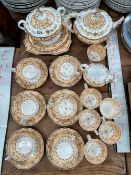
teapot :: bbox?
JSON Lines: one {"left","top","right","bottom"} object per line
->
{"left": 64, "top": 9, "right": 124, "bottom": 43}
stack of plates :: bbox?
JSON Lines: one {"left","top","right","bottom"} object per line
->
{"left": 2, "top": 0, "right": 48, "bottom": 13}
{"left": 103, "top": 0, "right": 131, "bottom": 13}
{"left": 55, "top": 0, "right": 101, "bottom": 13}
{"left": 121, "top": 14, "right": 131, "bottom": 53}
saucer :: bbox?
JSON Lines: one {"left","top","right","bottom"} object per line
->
{"left": 6, "top": 128, "right": 44, "bottom": 169}
{"left": 15, "top": 57, "right": 48, "bottom": 89}
{"left": 49, "top": 55, "right": 82, "bottom": 87}
{"left": 47, "top": 89, "right": 83, "bottom": 126}
{"left": 84, "top": 135, "right": 107, "bottom": 164}
{"left": 11, "top": 91, "right": 46, "bottom": 126}
{"left": 46, "top": 128, "right": 84, "bottom": 170}
{"left": 87, "top": 44, "right": 106, "bottom": 62}
{"left": 78, "top": 109, "right": 101, "bottom": 133}
{"left": 24, "top": 25, "right": 72, "bottom": 55}
{"left": 80, "top": 85, "right": 102, "bottom": 109}
{"left": 100, "top": 98, "right": 121, "bottom": 119}
{"left": 98, "top": 121, "right": 121, "bottom": 145}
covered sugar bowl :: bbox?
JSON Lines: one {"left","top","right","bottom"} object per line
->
{"left": 18, "top": 6, "right": 65, "bottom": 39}
{"left": 64, "top": 9, "right": 124, "bottom": 44}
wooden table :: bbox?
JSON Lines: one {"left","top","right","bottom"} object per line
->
{"left": 1, "top": 2, "right": 131, "bottom": 175}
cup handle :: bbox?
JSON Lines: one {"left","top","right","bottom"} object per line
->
{"left": 94, "top": 130, "right": 99, "bottom": 135}
{"left": 84, "top": 83, "right": 88, "bottom": 89}
{"left": 5, "top": 156, "right": 10, "bottom": 161}
{"left": 113, "top": 16, "right": 124, "bottom": 29}
{"left": 64, "top": 12, "right": 79, "bottom": 33}
{"left": 86, "top": 134, "right": 91, "bottom": 141}
{"left": 80, "top": 64, "right": 89, "bottom": 71}
{"left": 18, "top": 20, "right": 26, "bottom": 31}
{"left": 57, "top": 7, "right": 66, "bottom": 17}
{"left": 11, "top": 68, "right": 16, "bottom": 73}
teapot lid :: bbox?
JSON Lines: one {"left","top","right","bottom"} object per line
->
{"left": 25, "top": 7, "right": 62, "bottom": 37}
{"left": 75, "top": 9, "right": 113, "bottom": 40}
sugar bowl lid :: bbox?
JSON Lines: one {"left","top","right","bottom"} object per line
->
{"left": 46, "top": 128, "right": 84, "bottom": 170}
{"left": 18, "top": 7, "right": 65, "bottom": 37}
{"left": 75, "top": 9, "right": 113, "bottom": 40}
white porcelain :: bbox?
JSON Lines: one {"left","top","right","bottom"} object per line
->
{"left": 20, "top": 99, "right": 39, "bottom": 117}
{"left": 80, "top": 63, "right": 116, "bottom": 87}
{"left": 22, "top": 64, "right": 41, "bottom": 83}
{"left": 18, "top": 7, "right": 65, "bottom": 37}
{"left": 16, "top": 136, "right": 37, "bottom": 157}
{"left": 64, "top": 9, "right": 124, "bottom": 40}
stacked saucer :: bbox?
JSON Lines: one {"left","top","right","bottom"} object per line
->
{"left": 2, "top": 0, "right": 48, "bottom": 13}
{"left": 121, "top": 14, "right": 131, "bottom": 53}
{"left": 6, "top": 128, "right": 44, "bottom": 169}
{"left": 46, "top": 128, "right": 84, "bottom": 170}
{"left": 11, "top": 91, "right": 46, "bottom": 126}
{"left": 103, "top": 0, "right": 131, "bottom": 13}
{"left": 55, "top": 0, "right": 101, "bottom": 14}
{"left": 14, "top": 57, "right": 48, "bottom": 89}
{"left": 47, "top": 89, "right": 83, "bottom": 126}
{"left": 49, "top": 55, "right": 82, "bottom": 87}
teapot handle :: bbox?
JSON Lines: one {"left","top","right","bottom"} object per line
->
{"left": 113, "top": 16, "right": 124, "bottom": 29}
{"left": 57, "top": 7, "right": 66, "bottom": 17}
{"left": 18, "top": 20, "right": 26, "bottom": 31}
{"left": 64, "top": 12, "right": 79, "bottom": 33}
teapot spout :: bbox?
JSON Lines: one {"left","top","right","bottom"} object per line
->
{"left": 113, "top": 16, "right": 124, "bottom": 29}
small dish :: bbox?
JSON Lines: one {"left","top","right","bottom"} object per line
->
{"left": 87, "top": 44, "right": 106, "bottom": 62}
{"left": 78, "top": 109, "right": 101, "bottom": 135}
{"left": 47, "top": 89, "right": 83, "bottom": 126}
{"left": 49, "top": 55, "right": 82, "bottom": 87}
{"left": 80, "top": 83, "right": 102, "bottom": 109}
{"left": 15, "top": 57, "right": 48, "bottom": 89}
{"left": 100, "top": 98, "right": 121, "bottom": 119}
{"left": 84, "top": 135, "right": 107, "bottom": 165}
{"left": 11, "top": 90, "right": 46, "bottom": 126}
{"left": 6, "top": 128, "right": 44, "bottom": 169}
{"left": 98, "top": 119, "right": 121, "bottom": 145}
{"left": 80, "top": 63, "right": 116, "bottom": 87}
{"left": 46, "top": 128, "right": 84, "bottom": 170}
